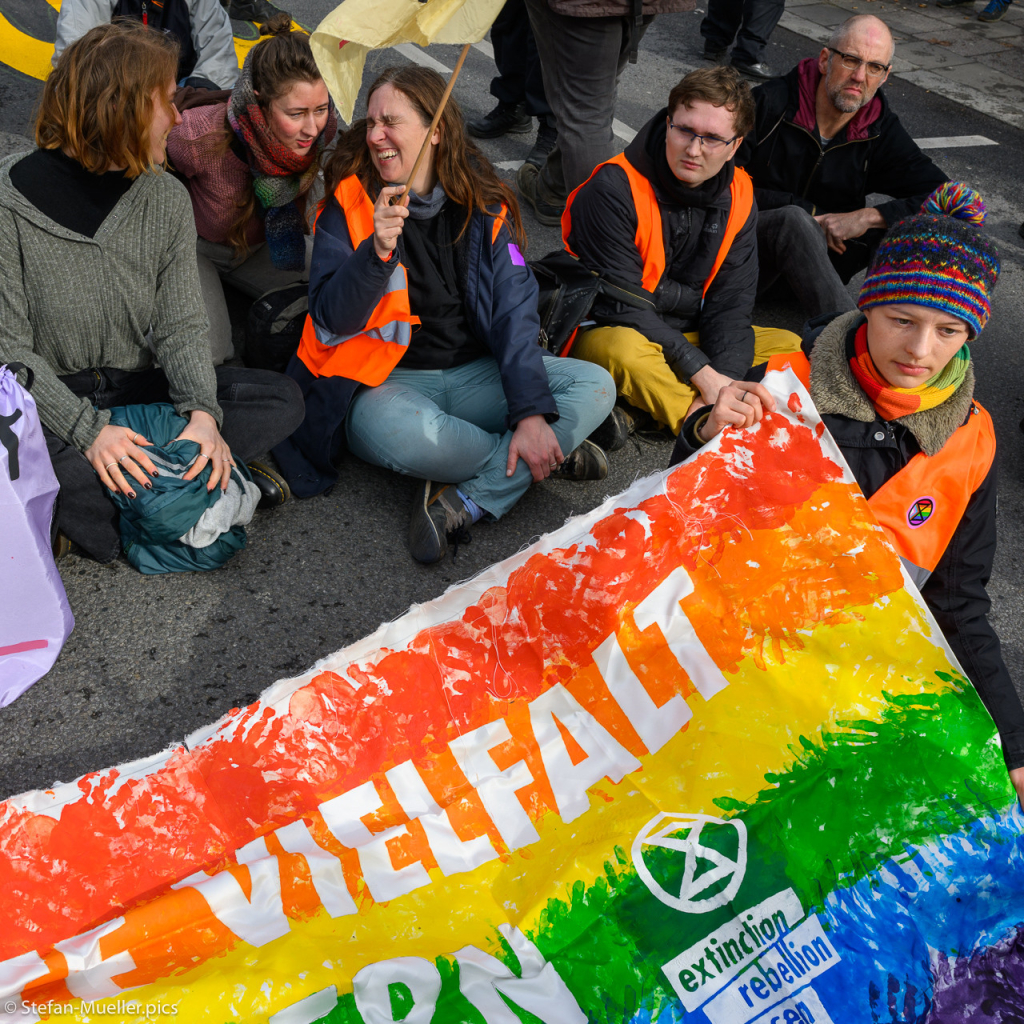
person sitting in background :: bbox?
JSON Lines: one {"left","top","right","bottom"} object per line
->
{"left": 738, "top": 15, "right": 947, "bottom": 318}
{"left": 562, "top": 66, "right": 800, "bottom": 436}
{"left": 0, "top": 23, "right": 303, "bottom": 563}
{"left": 274, "top": 66, "right": 616, "bottom": 565}
{"left": 167, "top": 15, "right": 337, "bottom": 364}
{"left": 53, "top": 0, "right": 239, "bottom": 91}
{"left": 672, "top": 183, "right": 1024, "bottom": 806}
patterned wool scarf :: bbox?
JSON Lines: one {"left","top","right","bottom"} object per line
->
{"left": 228, "top": 59, "right": 337, "bottom": 270}
{"left": 848, "top": 321, "right": 970, "bottom": 420}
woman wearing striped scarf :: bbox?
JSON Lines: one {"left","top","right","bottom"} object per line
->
{"left": 167, "top": 14, "right": 337, "bottom": 364}
{"left": 672, "top": 182, "right": 1024, "bottom": 806}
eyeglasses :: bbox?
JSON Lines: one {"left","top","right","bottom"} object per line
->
{"left": 827, "top": 47, "right": 891, "bottom": 78}
{"left": 667, "top": 122, "right": 739, "bottom": 151}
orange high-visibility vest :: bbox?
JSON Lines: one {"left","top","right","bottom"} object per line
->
{"left": 561, "top": 152, "right": 754, "bottom": 298}
{"left": 767, "top": 350, "right": 996, "bottom": 586}
{"left": 297, "top": 176, "right": 420, "bottom": 385}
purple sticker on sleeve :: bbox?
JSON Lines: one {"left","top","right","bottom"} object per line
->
{"left": 507, "top": 242, "right": 526, "bottom": 267}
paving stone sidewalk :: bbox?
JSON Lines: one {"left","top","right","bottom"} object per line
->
{"left": 781, "top": 0, "right": 1024, "bottom": 129}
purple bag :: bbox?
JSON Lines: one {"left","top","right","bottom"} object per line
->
{"left": 0, "top": 363, "right": 74, "bottom": 704}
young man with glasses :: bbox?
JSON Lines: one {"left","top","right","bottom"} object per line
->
{"left": 736, "top": 15, "right": 947, "bottom": 318}
{"left": 561, "top": 66, "right": 800, "bottom": 436}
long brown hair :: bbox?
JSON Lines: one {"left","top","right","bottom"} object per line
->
{"left": 224, "top": 13, "right": 325, "bottom": 256}
{"left": 36, "top": 21, "right": 178, "bottom": 177}
{"left": 323, "top": 65, "right": 526, "bottom": 248}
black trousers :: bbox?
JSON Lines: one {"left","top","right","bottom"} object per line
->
{"left": 45, "top": 366, "right": 304, "bottom": 562}
{"left": 489, "top": 0, "right": 552, "bottom": 119}
{"left": 700, "top": 0, "right": 785, "bottom": 64}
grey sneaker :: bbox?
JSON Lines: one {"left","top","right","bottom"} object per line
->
{"left": 408, "top": 481, "right": 473, "bottom": 564}
{"left": 551, "top": 439, "right": 608, "bottom": 481}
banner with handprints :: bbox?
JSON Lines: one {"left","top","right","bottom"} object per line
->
{"left": 0, "top": 369, "right": 1021, "bottom": 1024}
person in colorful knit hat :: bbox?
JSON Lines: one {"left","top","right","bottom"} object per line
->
{"left": 671, "top": 181, "right": 1024, "bottom": 805}
{"left": 167, "top": 15, "right": 337, "bottom": 364}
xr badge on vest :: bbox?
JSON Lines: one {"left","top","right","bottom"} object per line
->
{"left": 907, "top": 496, "right": 935, "bottom": 529}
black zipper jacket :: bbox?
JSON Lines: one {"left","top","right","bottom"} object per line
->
{"left": 564, "top": 109, "right": 758, "bottom": 382}
{"left": 737, "top": 59, "right": 947, "bottom": 226}
{"left": 670, "top": 312, "right": 1024, "bottom": 771}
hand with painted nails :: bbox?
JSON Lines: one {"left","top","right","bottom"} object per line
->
{"left": 176, "top": 410, "right": 236, "bottom": 492}
{"left": 85, "top": 424, "right": 158, "bottom": 499}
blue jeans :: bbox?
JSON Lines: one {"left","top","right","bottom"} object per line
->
{"left": 345, "top": 355, "right": 615, "bottom": 519}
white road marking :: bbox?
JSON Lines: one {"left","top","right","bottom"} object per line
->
{"left": 496, "top": 160, "right": 525, "bottom": 171}
{"left": 399, "top": 43, "right": 1002, "bottom": 155}
{"left": 914, "top": 135, "right": 998, "bottom": 149}
{"left": 394, "top": 42, "right": 451, "bottom": 74}
{"left": 613, "top": 119, "right": 637, "bottom": 143}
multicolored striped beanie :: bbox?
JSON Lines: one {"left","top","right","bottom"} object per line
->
{"left": 857, "top": 182, "right": 1000, "bottom": 338}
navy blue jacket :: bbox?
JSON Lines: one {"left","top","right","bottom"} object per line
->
{"left": 308, "top": 193, "right": 557, "bottom": 428}
{"left": 275, "top": 189, "right": 556, "bottom": 498}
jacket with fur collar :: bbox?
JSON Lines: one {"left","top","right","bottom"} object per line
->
{"left": 671, "top": 311, "right": 1024, "bottom": 771}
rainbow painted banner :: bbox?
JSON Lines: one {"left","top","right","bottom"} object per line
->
{"left": 1, "top": 369, "right": 1022, "bottom": 1024}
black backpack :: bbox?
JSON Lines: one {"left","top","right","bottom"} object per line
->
{"left": 529, "top": 249, "right": 657, "bottom": 355}
{"left": 244, "top": 284, "right": 309, "bottom": 373}
{"left": 113, "top": 0, "right": 197, "bottom": 80}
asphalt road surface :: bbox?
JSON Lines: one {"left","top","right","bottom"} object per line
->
{"left": 2, "top": 3, "right": 1024, "bottom": 801}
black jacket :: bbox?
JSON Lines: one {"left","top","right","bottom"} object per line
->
{"left": 737, "top": 59, "right": 947, "bottom": 225}
{"left": 564, "top": 110, "right": 758, "bottom": 382}
{"left": 670, "top": 313, "right": 1024, "bottom": 771}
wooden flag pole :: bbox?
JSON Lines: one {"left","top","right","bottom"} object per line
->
{"left": 394, "top": 41, "right": 472, "bottom": 204}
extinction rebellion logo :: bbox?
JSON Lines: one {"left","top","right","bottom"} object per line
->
{"left": 632, "top": 812, "right": 748, "bottom": 913}
{"left": 907, "top": 496, "right": 934, "bottom": 529}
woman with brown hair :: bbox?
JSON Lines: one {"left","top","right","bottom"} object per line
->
{"left": 0, "top": 21, "right": 303, "bottom": 563}
{"left": 273, "top": 65, "right": 616, "bottom": 565}
{"left": 167, "top": 14, "right": 337, "bottom": 363}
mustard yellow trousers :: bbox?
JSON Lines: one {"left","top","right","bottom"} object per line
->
{"left": 572, "top": 325, "right": 802, "bottom": 434}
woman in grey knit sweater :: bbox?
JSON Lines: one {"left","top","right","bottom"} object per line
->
{"left": 0, "top": 22, "right": 303, "bottom": 563}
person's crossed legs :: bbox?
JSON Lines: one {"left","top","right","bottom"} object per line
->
{"left": 344, "top": 354, "right": 615, "bottom": 520}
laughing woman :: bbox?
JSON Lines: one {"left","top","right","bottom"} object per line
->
{"left": 167, "top": 15, "right": 337, "bottom": 363}
{"left": 275, "top": 65, "right": 616, "bottom": 564}
{"left": 671, "top": 183, "right": 1024, "bottom": 804}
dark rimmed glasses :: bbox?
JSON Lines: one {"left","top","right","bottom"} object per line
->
{"left": 827, "top": 47, "right": 891, "bottom": 78}
{"left": 667, "top": 122, "right": 740, "bottom": 151}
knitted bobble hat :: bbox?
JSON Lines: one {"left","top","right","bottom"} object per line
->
{"left": 857, "top": 182, "right": 1000, "bottom": 338}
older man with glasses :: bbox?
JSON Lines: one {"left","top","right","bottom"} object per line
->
{"left": 736, "top": 14, "right": 948, "bottom": 318}
{"left": 561, "top": 66, "right": 800, "bottom": 436}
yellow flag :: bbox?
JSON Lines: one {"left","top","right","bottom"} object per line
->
{"left": 311, "top": 0, "right": 506, "bottom": 123}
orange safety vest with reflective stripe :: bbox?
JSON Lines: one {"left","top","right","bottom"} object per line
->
{"left": 561, "top": 152, "right": 755, "bottom": 298}
{"left": 297, "top": 176, "right": 420, "bottom": 386}
{"left": 767, "top": 350, "right": 996, "bottom": 586}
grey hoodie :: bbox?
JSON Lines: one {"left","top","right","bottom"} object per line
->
{"left": 0, "top": 153, "right": 220, "bottom": 451}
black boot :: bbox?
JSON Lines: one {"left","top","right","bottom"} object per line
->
{"left": 247, "top": 460, "right": 291, "bottom": 509}
{"left": 467, "top": 102, "right": 532, "bottom": 140}
{"left": 524, "top": 117, "right": 557, "bottom": 170}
